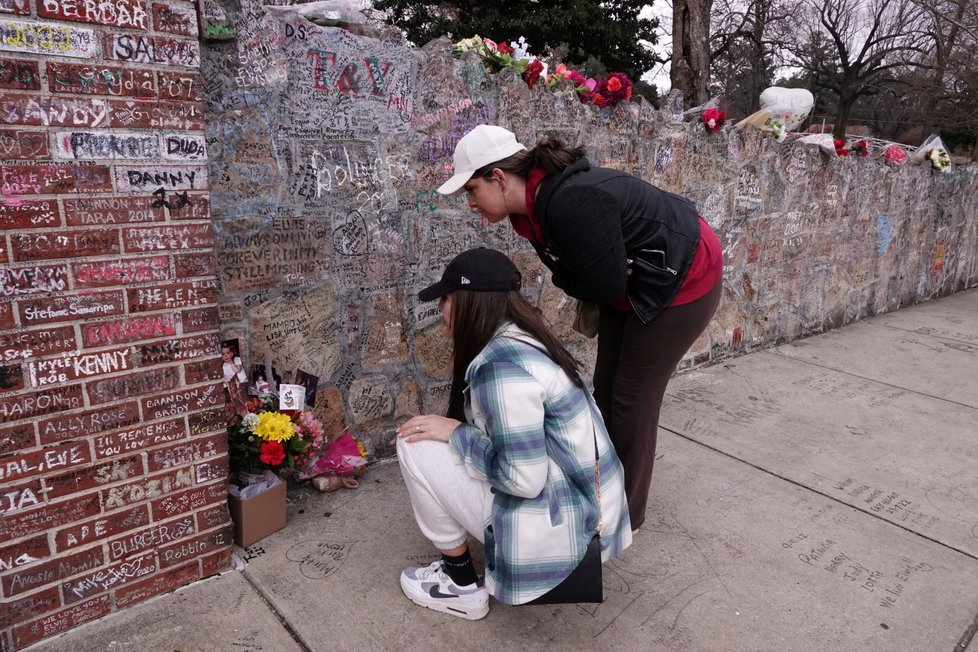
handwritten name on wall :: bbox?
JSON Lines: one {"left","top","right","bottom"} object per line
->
{"left": 0, "top": 18, "right": 96, "bottom": 58}
{"left": 38, "top": 0, "right": 148, "bottom": 29}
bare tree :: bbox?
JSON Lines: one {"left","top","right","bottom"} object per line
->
{"left": 710, "top": 0, "right": 800, "bottom": 114}
{"left": 792, "top": 0, "right": 932, "bottom": 136}
{"left": 917, "top": 0, "right": 978, "bottom": 158}
{"left": 911, "top": 0, "right": 978, "bottom": 41}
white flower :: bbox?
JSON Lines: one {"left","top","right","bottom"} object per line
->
{"left": 511, "top": 36, "right": 531, "bottom": 61}
{"left": 926, "top": 148, "right": 950, "bottom": 171}
{"left": 452, "top": 35, "right": 483, "bottom": 53}
{"left": 242, "top": 413, "right": 259, "bottom": 431}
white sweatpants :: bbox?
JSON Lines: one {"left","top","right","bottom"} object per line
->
{"left": 396, "top": 437, "right": 492, "bottom": 551}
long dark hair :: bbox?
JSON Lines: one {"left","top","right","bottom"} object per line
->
{"left": 471, "top": 135, "right": 587, "bottom": 182}
{"left": 445, "top": 289, "right": 583, "bottom": 421}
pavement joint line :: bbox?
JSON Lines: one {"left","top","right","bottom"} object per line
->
{"left": 955, "top": 609, "right": 978, "bottom": 651}
{"left": 768, "top": 348, "right": 978, "bottom": 410}
{"left": 240, "top": 568, "right": 313, "bottom": 652}
{"left": 864, "top": 319, "right": 978, "bottom": 347}
{"left": 661, "top": 426, "right": 978, "bottom": 565}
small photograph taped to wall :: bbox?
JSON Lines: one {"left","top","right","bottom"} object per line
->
{"left": 295, "top": 369, "right": 319, "bottom": 407}
{"left": 250, "top": 363, "right": 283, "bottom": 395}
{"left": 221, "top": 339, "right": 248, "bottom": 413}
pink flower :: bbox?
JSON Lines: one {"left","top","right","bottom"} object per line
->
{"left": 483, "top": 38, "right": 498, "bottom": 52}
{"left": 883, "top": 145, "right": 907, "bottom": 165}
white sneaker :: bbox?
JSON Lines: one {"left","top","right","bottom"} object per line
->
{"left": 399, "top": 561, "right": 489, "bottom": 620}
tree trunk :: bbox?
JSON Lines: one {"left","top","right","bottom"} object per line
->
{"left": 671, "top": 0, "right": 714, "bottom": 106}
{"left": 833, "top": 95, "right": 855, "bottom": 138}
{"left": 747, "top": 1, "right": 765, "bottom": 111}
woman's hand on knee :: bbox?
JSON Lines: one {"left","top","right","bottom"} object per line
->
{"left": 396, "top": 415, "right": 461, "bottom": 443}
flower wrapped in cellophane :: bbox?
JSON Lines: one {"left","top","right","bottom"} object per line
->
{"left": 911, "top": 134, "right": 952, "bottom": 173}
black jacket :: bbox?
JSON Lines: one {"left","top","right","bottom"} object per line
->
{"left": 533, "top": 158, "right": 701, "bottom": 324}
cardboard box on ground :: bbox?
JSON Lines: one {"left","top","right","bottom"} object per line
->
{"left": 228, "top": 473, "right": 287, "bottom": 547}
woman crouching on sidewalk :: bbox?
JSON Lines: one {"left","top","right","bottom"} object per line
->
{"left": 395, "top": 247, "right": 632, "bottom": 619}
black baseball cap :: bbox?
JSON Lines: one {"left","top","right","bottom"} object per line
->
{"left": 418, "top": 248, "right": 522, "bottom": 301}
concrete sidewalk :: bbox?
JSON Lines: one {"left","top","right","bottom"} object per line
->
{"left": 28, "top": 290, "right": 978, "bottom": 652}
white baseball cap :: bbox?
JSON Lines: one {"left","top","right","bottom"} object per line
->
{"left": 436, "top": 125, "right": 526, "bottom": 195}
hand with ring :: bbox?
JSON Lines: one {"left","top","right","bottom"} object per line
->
{"left": 395, "top": 414, "right": 462, "bottom": 444}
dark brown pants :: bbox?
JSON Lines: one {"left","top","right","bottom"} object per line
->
{"left": 593, "top": 280, "right": 722, "bottom": 529}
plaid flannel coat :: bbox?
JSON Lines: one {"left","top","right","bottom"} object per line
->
{"left": 449, "top": 324, "right": 632, "bottom": 605}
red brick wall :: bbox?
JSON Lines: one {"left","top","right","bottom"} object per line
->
{"left": 0, "top": 3, "right": 231, "bottom": 648}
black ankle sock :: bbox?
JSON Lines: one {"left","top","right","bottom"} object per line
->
{"left": 441, "top": 550, "right": 478, "bottom": 586}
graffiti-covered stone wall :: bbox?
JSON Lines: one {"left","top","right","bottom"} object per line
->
{"left": 204, "top": 5, "right": 978, "bottom": 462}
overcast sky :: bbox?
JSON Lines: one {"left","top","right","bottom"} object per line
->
{"left": 641, "top": 1, "right": 673, "bottom": 92}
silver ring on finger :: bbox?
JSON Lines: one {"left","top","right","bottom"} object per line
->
{"left": 415, "top": 426, "right": 421, "bottom": 433}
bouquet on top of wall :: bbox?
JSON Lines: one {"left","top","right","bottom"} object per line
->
{"left": 453, "top": 35, "right": 632, "bottom": 108}
{"left": 911, "top": 134, "right": 952, "bottom": 173}
{"left": 831, "top": 138, "right": 869, "bottom": 157}
{"left": 849, "top": 139, "right": 869, "bottom": 157}
{"left": 227, "top": 393, "right": 325, "bottom": 482}
{"left": 924, "top": 147, "right": 951, "bottom": 172}
{"left": 882, "top": 144, "right": 908, "bottom": 166}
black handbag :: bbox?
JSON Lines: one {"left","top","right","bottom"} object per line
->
{"left": 526, "top": 533, "right": 602, "bottom": 604}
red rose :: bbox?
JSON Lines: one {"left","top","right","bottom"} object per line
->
{"left": 523, "top": 59, "right": 544, "bottom": 89}
{"left": 603, "top": 73, "right": 632, "bottom": 105}
{"left": 260, "top": 440, "right": 286, "bottom": 466}
{"left": 592, "top": 92, "right": 606, "bottom": 107}
{"left": 497, "top": 41, "right": 514, "bottom": 54}
{"left": 702, "top": 107, "right": 726, "bottom": 132}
